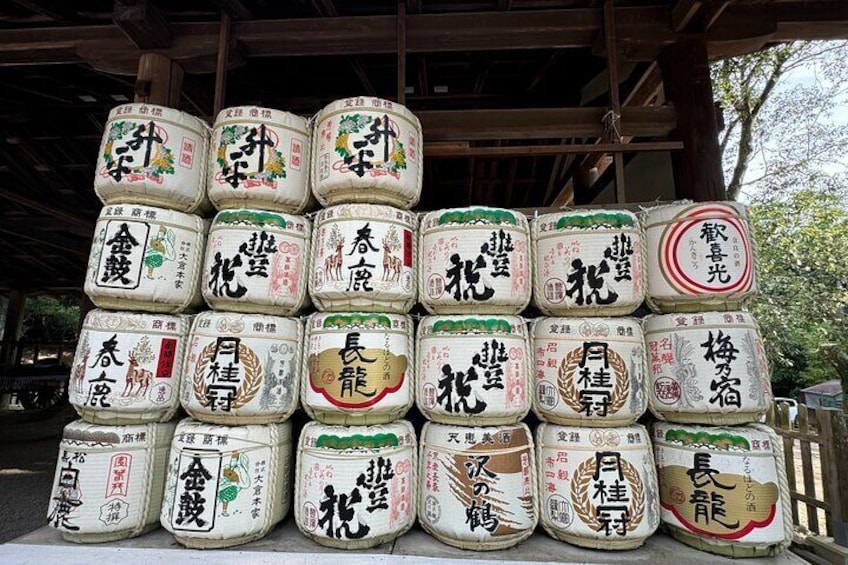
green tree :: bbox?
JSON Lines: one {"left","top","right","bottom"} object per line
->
{"left": 748, "top": 191, "right": 848, "bottom": 396}
{"left": 19, "top": 295, "right": 81, "bottom": 344}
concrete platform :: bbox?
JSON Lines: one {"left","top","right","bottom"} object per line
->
{"left": 4, "top": 521, "right": 809, "bottom": 565}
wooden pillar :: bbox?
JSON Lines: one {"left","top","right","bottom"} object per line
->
{"left": 1, "top": 289, "right": 26, "bottom": 370}
{"left": 134, "top": 53, "right": 184, "bottom": 107}
{"left": 659, "top": 40, "right": 726, "bottom": 201}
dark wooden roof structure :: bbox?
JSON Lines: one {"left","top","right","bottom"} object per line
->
{"left": 0, "top": 0, "right": 847, "bottom": 292}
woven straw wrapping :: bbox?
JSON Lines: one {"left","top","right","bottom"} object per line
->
{"left": 94, "top": 103, "right": 211, "bottom": 214}
{"left": 201, "top": 209, "right": 312, "bottom": 315}
{"left": 640, "top": 201, "right": 757, "bottom": 313}
{"left": 536, "top": 423, "right": 660, "bottom": 550}
{"left": 418, "top": 207, "right": 531, "bottom": 315}
{"left": 531, "top": 210, "right": 646, "bottom": 316}
{"left": 70, "top": 309, "right": 189, "bottom": 425}
{"left": 416, "top": 316, "right": 532, "bottom": 426}
{"left": 418, "top": 422, "right": 538, "bottom": 551}
{"left": 310, "top": 97, "right": 422, "bottom": 210}
{"left": 84, "top": 205, "right": 206, "bottom": 314}
{"left": 181, "top": 312, "right": 302, "bottom": 425}
{"left": 302, "top": 312, "right": 414, "bottom": 425}
{"left": 161, "top": 418, "right": 292, "bottom": 549}
{"left": 644, "top": 311, "right": 772, "bottom": 425}
{"left": 309, "top": 204, "right": 417, "bottom": 313}
{"left": 48, "top": 420, "right": 175, "bottom": 543}
{"left": 294, "top": 420, "right": 417, "bottom": 549}
{"left": 530, "top": 317, "right": 648, "bottom": 427}
{"left": 208, "top": 107, "right": 311, "bottom": 214}
{"left": 652, "top": 422, "right": 792, "bottom": 557}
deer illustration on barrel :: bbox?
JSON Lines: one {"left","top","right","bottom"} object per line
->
{"left": 324, "top": 236, "right": 345, "bottom": 281}
{"left": 122, "top": 353, "right": 153, "bottom": 398}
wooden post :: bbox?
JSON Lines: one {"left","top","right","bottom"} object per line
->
{"left": 658, "top": 39, "right": 726, "bottom": 201}
{"left": 0, "top": 289, "right": 26, "bottom": 370}
{"left": 397, "top": 0, "right": 407, "bottom": 105}
{"left": 134, "top": 53, "right": 184, "bottom": 107}
{"left": 213, "top": 10, "right": 232, "bottom": 116}
{"left": 819, "top": 408, "right": 848, "bottom": 546}
{"left": 603, "top": 0, "right": 626, "bottom": 204}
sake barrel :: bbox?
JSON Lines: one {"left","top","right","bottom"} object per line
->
{"left": 531, "top": 317, "right": 648, "bottom": 427}
{"left": 645, "top": 312, "right": 772, "bottom": 425}
{"left": 532, "top": 210, "right": 645, "bottom": 316}
{"left": 419, "top": 208, "right": 531, "bottom": 314}
{"left": 295, "top": 421, "right": 417, "bottom": 549}
{"left": 47, "top": 419, "right": 175, "bottom": 543}
{"left": 208, "top": 106, "right": 311, "bottom": 213}
{"left": 653, "top": 422, "right": 792, "bottom": 557}
{"left": 84, "top": 204, "right": 206, "bottom": 313}
{"left": 643, "top": 202, "right": 756, "bottom": 312}
{"left": 181, "top": 311, "right": 301, "bottom": 425}
{"left": 161, "top": 419, "right": 292, "bottom": 549}
{"left": 202, "top": 209, "right": 311, "bottom": 315}
{"left": 417, "top": 316, "right": 531, "bottom": 426}
{"left": 70, "top": 309, "right": 189, "bottom": 425}
{"left": 536, "top": 423, "right": 659, "bottom": 549}
{"left": 419, "top": 422, "right": 537, "bottom": 551}
{"left": 310, "top": 204, "right": 416, "bottom": 313}
{"left": 303, "top": 312, "right": 413, "bottom": 425}
{"left": 311, "top": 96, "right": 422, "bottom": 209}
{"left": 94, "top": 103, "right": 210, "bottom": 213}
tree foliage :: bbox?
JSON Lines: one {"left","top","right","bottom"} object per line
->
{"left": 19, "top": 295, "right": 80, "bottom": 344}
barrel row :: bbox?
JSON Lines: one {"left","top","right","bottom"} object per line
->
{"left": 48, "top": 418, "right": 790, "bottom": 557}
{"left": 70, "top": 310, "right": 771, "bottom": 428}
{"left": 83, "top": 201, "right": 755, "bottom": 316}
{"left": 94, "top": 99, "right": 422, "bottom": 215}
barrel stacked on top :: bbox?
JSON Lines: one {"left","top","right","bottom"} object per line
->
{"left": 294, "top": 97, "right": 422, "bottom": 549}
{"left": 641, "top": 202, "right": 792, "bottom": 558}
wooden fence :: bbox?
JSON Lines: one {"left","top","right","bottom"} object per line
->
{"left": 766, "top": 400, "right": 848, "bottom": 562}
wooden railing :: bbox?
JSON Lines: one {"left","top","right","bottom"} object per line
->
{"left": 766, "top": 400, "right": 848, "bottom": 563}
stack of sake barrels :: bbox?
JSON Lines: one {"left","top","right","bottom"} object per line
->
{"left": 416, "top": 207, "right": 538, "bottom": 550}
{"left": 294, "top": 97, "right": 420, "bottom": 549}
{"left": 529, "top": 210, "right": 660, "bottom": 550}
{"left": 156, "top": 105, "right": 316, "bottom": 548}
{"left": 49, "top": 103, "right": 210, "bottom": 543}
{"left": 642, "top": 202, "right": 791, "bottom": 557}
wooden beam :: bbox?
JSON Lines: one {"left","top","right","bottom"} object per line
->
{"left": 0, "top": 187, "right": 95, "bottom": 230}
{"left": 9, "top": 0, "right": 80, "bottom": 23}
{"left": 425, "top": 141, "right": 683, "bottom": 157}
{"left": 526, "top": 51, "right": 564, "bottom": 93}
{"left": 212, "top": 0, "right": 253, "bottom": 20}
{"left": 672, "top": 0, "right": 731, "bottom": 32}
{"left": 419, "top": 106, "right": 676, "bottom": 142}
{"left": 659, "top": 39, "right": 725, "bottom": 201}
{"left": 113, "top": 0, "right": 172, "bottom": 50}
{"left": 604, "top": 0, "right": 626, "bottom": 204}
{"left": 0, "top": 289, "right": 26, "bottom": 369}
{"left": 0, "top": 227, "right": 88, "bottom": 257}
{"left": 135, "top": 53, "right": 183, "bottom": 107}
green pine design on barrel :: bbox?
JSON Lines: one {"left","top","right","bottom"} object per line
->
{"left": 438, "top": 208, "right": 517, "bottom": 226}
{"left": 316, "top": 433, "right": 399, "bottom": 449}
{"left": 321, "top": 313, "right": 393, "bottom": 329}
{"left": 555, "top": 212, "right": 635, "bottom": 230}
{"left": 431, "top": 318, "right": 513, "bottom": 334}
{"left": 217, "top": 209, "right": 292, "bottom": 229}
{"left": 663, "top": 428, "right": 751, "bottom": 451}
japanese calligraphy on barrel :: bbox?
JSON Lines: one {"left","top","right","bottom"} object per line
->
{"left": 419, "top": 207, "right": 531, "bottom": 314}
{"left": 94, "top": 104, "right": 210, "bottom": 213}
{"left": 161, "top": 419, "right": 292, "bottom": 548}
{"left": 532, "top": 210, "right": 645, "bottom": 316}
{"left": 70, "top": 309, "right": 189, "bottom": 425}
{"left": 653, "top": 422, "right": 792, "bottom": 557}
{"left": 310, "top": 204, "right": 416, "bottom": 313}
{"left": 303, "top": 312, "right": 413, "bottom": 425}
{"left": 202, "top": 209, "right": 311, "bottom": 315}
{"left": 311, "top": 96, "right": 422, "bottom": 209}
{"left": 419, "top": 422, "right": 537, "bottom": 550}
{"left": 645, "top": 312, "right": 772, "bottom": 425}
{"left": 181, "top": 312, "right": 301, "bottom": 425}
{"left": 208, "top": 106, "right": 311, "bottom": 213}
{"left": 295, "top": 421, "right": 417, "bottom": 549}
{"left": 416, "top": 316, "right": 531, "bottom": 426}
{"left": 84, "top": 204, "right": 206, "bottom": 314}
{"left": 48, "top": 420, "right": 175, "bottom": 543}
{"left": 643, "top": 202, "right": 756, "bottom": 312}
{"left": 536, "top": 423, "right": 659, "bottom": 549}
{"left": 531, "top": 317, "right": 648, "bottom": 427}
